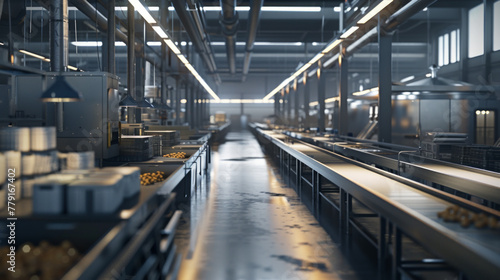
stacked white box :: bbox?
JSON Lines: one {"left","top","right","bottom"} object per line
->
{"left": 0, "top": 153, "right": 5, "bottom": 185}
{"left": 30, "top": 127, "right": 57, "bottom": 151}
{"left": 99, "top": 167, "right": 141, "bottom": 197}
{"left": 32, "top": 175, "right": 78, "bottom": 214}
{"left": 67, "top": 174, "right": 124, "bottom": 214}
{"left": 0, "top": 127, "right": 30, "bottom": 152}
{"left": 59, "top": 151, "right": 95, "bottom": 170}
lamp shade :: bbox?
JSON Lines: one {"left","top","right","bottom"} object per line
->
{"left": 137, "top": 98, "right": 154, "bottom": 108}
{"left": 119, "top": 95, "right": 138, "bottom": 107}
{"left": 41, "top": 76, "right": 82, "bottom": 102}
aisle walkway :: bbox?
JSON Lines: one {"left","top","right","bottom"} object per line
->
{"left": 175, "top": 131, "right": 363, "bottom": 280}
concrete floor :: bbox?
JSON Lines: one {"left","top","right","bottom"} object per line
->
{"left": 175, "top": 131, "right": 371, "bottom": 280}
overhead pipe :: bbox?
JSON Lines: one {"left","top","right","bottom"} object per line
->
{"left": 220, "top": 0, "right": 238, "bottom": 75}
{"left": 70, "top": 0, "right": 161, "bottom": 70}
{"left": 106, "top": 0, "right": 115, "bottom": 74}
{"left": 242, "top": 0, "right": 263, "bottom": 82}
{"left": 187, "top": 1, "right": 221, "bottom": 83}
{"left": 171, "top": 0, "right": 214, "bottom": 72}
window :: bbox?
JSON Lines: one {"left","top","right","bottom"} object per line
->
{"left": 475, "top": 110, "right": 496, "bottom": 145}
{"left": 494, "top": 1, "right": 500, "bottom": 51}
{"left": 438, "top": 29, "right": 460, "bottom": 66}
{"left": 468, "top": 3, "right": 484, "bottom": 58}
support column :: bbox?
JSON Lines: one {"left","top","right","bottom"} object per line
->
{"left": 187, "top": 82, "right": 194, "bottom": 128}
{"left": 196, "top": 89, "right": 202, "bottom": 128}
{"left": 127, "top": 2, "right": 135, "bottom": 123}
{"left": 484, "top": 0, "right": 493, "bottom": 83}
{"left": 318, "top": 70, "right": 326, "bottom": 132}
{"left": 304, "top": 81, "right": 310, "bottom": 127}
{"left": 135, "top": 19, "right": 146, "bottom": 123}
{"left": 378, "top": 24, "right": 392, "bottom": 143}
{"left": 106, "top": 0, "right": 115, "bottom": 74}
{"left": 274, "top": 94, "right": 280, "bottom": 120}
{"left": 338, "top": 47, "right": 348, "bottom": 135}
{"left": 287, "top": 90, "right": 292, "bottom": 126}
{"left": 459, "top": 8, "right": 469, "bottom": 82}
{"left": 50, "top": 0, "right": 68, "bottom": 72}
{"left": 175, "top": 78, "right": 181, "bottom": 125}
{"left": 294, "top": 84, "right": 300, "bottom": 126}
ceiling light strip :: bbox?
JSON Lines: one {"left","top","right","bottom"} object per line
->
{"left": 357, "top": 0, "right": 394, "bottom": 24}
{"left": 262, "top": 39, "right": 342, "bottom": 101}
{"left": 128, "top": 0, "right": 156, "bottom": 24}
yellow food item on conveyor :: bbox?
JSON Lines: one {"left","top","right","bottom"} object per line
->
{"left": 163, "top": 152, "right": 187, "bottom": 159}
{"left": 140, "top": 171, "right": 166, "bottom": 185}
{"left": 0, "top": 240, "right": 81, "bottom": 280}
{"left": 437, "top": 205, "right": 500, "bottom": 229}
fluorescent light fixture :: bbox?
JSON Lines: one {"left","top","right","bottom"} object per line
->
{"left": 308, "top": 69, "right": 316, "bottom": 77}
{"left": 116, "top": 6, "right": 159, "bottom": 11}
{"left": 400, "top": 75, "right": 415, "bottom": 83}
{"left": 67, "top": 65, "right": 78, "bottom": 71}
{"left": 71, "top": 41, "right": 102, "bottom": 47}
{"left": 181, "top": 41, "right": 187, "bottom": 46}
{"left": 309, "top": 101, "right": 319, "bottom": 106}
{"left": 334, "top": 7, "right": 341, "bottom": 12}
{"left": 116, "top": 42, "right": 126, "bottom": 46}
{"left": 425, "top": 73, "right": 431, "bottom": 77}
{"left": 177, "top": 54, "right": 189, "bottom": 65}
{"left": 346, "top": 27, "right": 377, "bottom": 52}
{"left": 19, "top": 49, "right": 50, "bottom": 62}
{"left": 308, "top": 53, "right": 324, "bottom": 65}
{"left": 323, "top": 53, "right": 339, "bottom": 68}
{"left": 262, "top": 6, "right": 321, "bottom": 12}
{"left": 209, "top": 99, "right": 275, "bottom": 104}
{"left": 164, "top": 39, "right": 181, "bottom": 54}
{"left": 353, "top": 87, "right": 379, "bottom": 96}
{"left": 254, "top": 42, "right": 303, "bottom": 46}
{"left": 0, "top": 42, "right": 4, "bottom": 45}
{"left": 152, "top": 25, "right": 168, "bottom": 38}
{"left": 340, "top": 26, "right": 359, "bottom": 39}
{"left": 322, "top": 39, "right": 342, "bottom": 54}
{"left": 128, "top": 0, "right": 156, "bottom": 24}
{"left": 357, "top": 0, "right": 394, "bottom": 24}
{"left": 185, "top": 63, "right": 196, "bottom": 73}
{"left": 325, "top": 97, "right": 340, "bottom": 103}
{"left": 147, "top": 41, "right": 162, "bottom": 46}
{"left": 203, "top": 6, "right": 319, "bottom": 12}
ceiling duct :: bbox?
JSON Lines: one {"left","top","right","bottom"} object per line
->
{"left": 242, "top": 0, "right": 263, "bottom": 82}
{"left": 219, "top": 0, "right": 238, "bottom": 75}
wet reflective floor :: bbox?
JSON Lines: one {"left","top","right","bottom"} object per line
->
{"left": 175, "top": 131, "right": 372, "bottom": 280}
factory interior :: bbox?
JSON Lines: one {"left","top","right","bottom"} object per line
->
{"left": 0, "top": 0, "right": 500, "bottom": 279}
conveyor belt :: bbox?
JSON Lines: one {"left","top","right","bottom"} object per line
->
{"left": 283, "top": 132, "right": 500, "bottom": 206}
{"left": 258, "top": 129, "right": 500, "bottom": 280}
{"left": 332, "top": 142, "right": 500, "bottom": 205}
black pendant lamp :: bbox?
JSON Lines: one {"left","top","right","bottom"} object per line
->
{"left": 40, "top": 76, "right": 83, "bottom": 102}
{"left": 119, "top": 95, "right": 138, "bottom": 107}
{"left": 137, "top": 98, "right": 154, "bottom": 108}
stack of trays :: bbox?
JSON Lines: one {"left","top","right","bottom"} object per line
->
{"left": 100, "top": 167, "right": 140, "bottom": 197}
{"left": 0, "top": 127, "right": 30, "bottom": 152}
{"left": 30, "top": 127, "right": 57, "bottom": 151}
{"left": 144, "top": 130, "right": 180, "bottom": 148}
{"left": 59, "top": 151, "right": 95, "bottom": 170}
{"left": 67, "top": 174, "right": 124, "bottom": 214}
{"left": 150, "top": 135, "right": 162, "bottom": 156}
{"left": 120, "top": 135, "right": 153, "bottom": 161}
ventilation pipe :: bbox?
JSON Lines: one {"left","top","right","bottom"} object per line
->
{"left": 242, "top": 0, "right": 263, "bottom": 82}
{"left": 220, "top": 0, "right": 238, "bottom": 75}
